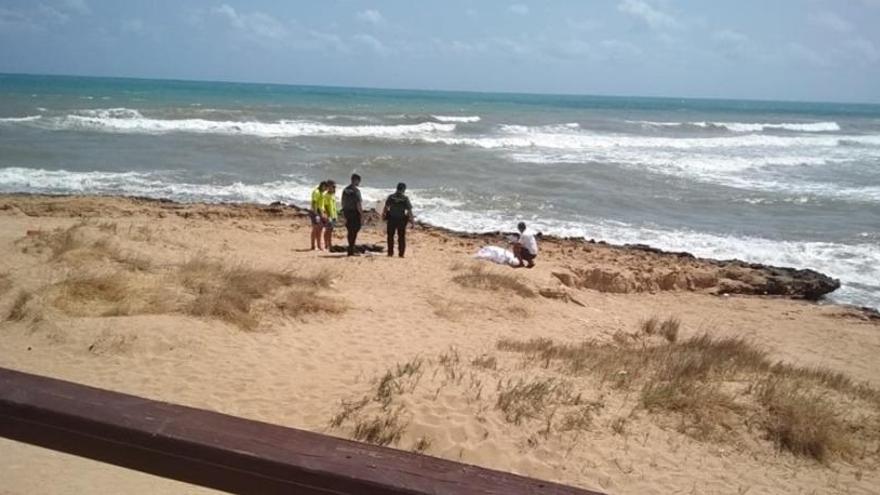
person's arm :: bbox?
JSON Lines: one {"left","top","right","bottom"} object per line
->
{"left": 382, "top": 198, "right": 390, "bottom": 220}
{"left": 406, "top": 198, "right": 414, "bottom": 227}
{"left": 357, "top": 190, "right": 363, "bottom": 215}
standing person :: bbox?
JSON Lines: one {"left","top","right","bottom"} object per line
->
{"left": 310, "top": 181, "right": 327, "bottom": 251}
{"left": 322, "top": 180, "right": 338, "bottom": 250}
{"left": 382, "top": 182, "right": 414, "bottom": 258}
{"left": 512, "top": 221, "right": 538, "bottom": 268}
{"left": 341, "top": 173, "right": 363, "bottom": 256}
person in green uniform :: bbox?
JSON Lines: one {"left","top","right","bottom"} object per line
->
{"left": 382, "top": 182, "right": 414, "bottom": 258}
{"left": 310, "top": 181, "right": 327, "bottom": 251}
{"left": 322, "top": 181, "right": 338, "bottom": 250}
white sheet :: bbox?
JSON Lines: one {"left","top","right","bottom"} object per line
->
{"left": 473, "top": 246, "right": 518, "bottom": 267}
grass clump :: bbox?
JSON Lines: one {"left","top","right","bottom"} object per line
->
{"left": 496, "top": 378, "right": 579, "bottom": 425}
{"left": 352, "top": 407, "right": 408, "bottom": 446}
{"left": 496, "top": 331, "right": 880, "bottom": 461}
{"left": 757, "top": 378, "right": 848, "bottom": 462}
{"left": 178, "top": 259, "right": 338, "bottom": 330}
{"left": 7, "top": 291, "right": 32, "bottom": 321}
{"left": 471, "top": 354, "right": 498, "bottom": 370}
{"left": 452, "top": 264, "right": 535, "bottom": 298}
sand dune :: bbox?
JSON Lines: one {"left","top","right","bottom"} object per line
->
{"left": 1, "top": 194, "right": 878, "bottom": 494}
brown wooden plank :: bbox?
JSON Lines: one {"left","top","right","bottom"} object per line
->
{"left": 0, "top": 367, "right": 604, "bottom": 495}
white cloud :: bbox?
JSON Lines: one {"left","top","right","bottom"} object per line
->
{"left": 356, "top": 9, "right": 384, "bottom": 25}
{"left": 509, "top": 4, "right": 529, "bottom": 16}
{"left": 809, "top": 11, "right": 853, "bottom": 33}
{"left": 213, "top": 4, "right": 288, "bottom": 41}
{"left": 618, "top": 0, "right": 679, "bottom": 30}
{"left": 354, "top": 33, "right": 390, "bottom": 55}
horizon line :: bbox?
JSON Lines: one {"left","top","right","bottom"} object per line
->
{"left": 2, "top": 70, "right": 880, "bottom": 107}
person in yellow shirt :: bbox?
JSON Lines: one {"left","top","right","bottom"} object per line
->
{"left": 322, "top": 181, "right": 338, "bottom": 250}
{"left": 310, "top": 181, "right": 327, "bottom": 250}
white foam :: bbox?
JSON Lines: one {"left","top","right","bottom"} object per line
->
{"left": 419, "top": 206, "right": 880, "bottom": 307}
{"left": 0, "top": 115, "right": 42, "bottom": 123}
{"left": 1, "top": 166, "right": 876, "bottom": 307}
{"left": 631, "top": 120, "right": 841, "bottom": 132}
{"left": 432, "top": 115, "right": 481, "bottom": 123}
{"left": 36, "top": 111, "right": 457, "bottom": 138}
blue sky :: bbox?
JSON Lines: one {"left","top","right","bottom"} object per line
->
{"left": 1, "top": 0, "right": 879, "bottom": 103}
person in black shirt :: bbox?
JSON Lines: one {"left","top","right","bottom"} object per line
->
{"left": 341, "top": 173, "right": 363, "bottom": 256}
{"left": 382, "top": 182, "right": 414, "bottom": 258}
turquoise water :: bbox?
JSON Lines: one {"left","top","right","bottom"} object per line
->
{"left": 1, "top": 73, "right": 879, "bottom": 308}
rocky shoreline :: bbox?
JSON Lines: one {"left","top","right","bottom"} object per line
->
{"left": 0, "top": 193, "right": 843, "bottom": 304}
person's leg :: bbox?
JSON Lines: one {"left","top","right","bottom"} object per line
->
{"left": 386, "top": 221, "right": 395, "bottom": 257}
{"left": 323, "top": 223, "right": 333, "bottom": 249}
{"left": 312, "top": 224, "right": 324, "bottom": 250}
{"left": 345, "top": 212, "right": 356, "bottom": 255}
{"left": 512, "top": 244, "right": 525, "bottom": 267}
{"left": 398, "top": 222, "right": 406, "bottom": 257}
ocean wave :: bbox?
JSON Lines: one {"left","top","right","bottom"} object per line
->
{"left": 631, "top": 120, "right": 841, "bottom": 132}
{"left": 423, "top": 131, "right": 880, "bottom": 151}
{"left": 29, "top": 110, "right": 456, "bottom": 138}
{"left": 0, "top": 115, "right": 42, "bottom": 123}
{"left": 431, "top": 115, "right": 481, "bottom": 123}
{"left": 509, "top": 150, "right": 880, "bottom": 202}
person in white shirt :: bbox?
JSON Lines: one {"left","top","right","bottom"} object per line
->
{"left": 512, "top": 221, "right": 538, "bottom": 268}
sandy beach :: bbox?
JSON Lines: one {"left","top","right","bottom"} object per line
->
{"left": 1, "top": 194, "right": 878, "bottom": 495}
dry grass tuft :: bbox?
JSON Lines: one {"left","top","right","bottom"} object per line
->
{"left": 496, "top": 378, "right": 580, "bottom": 425}
{"left": 7, "top": 291, "right": 32, "bottom": 321}
{"left": 641, "top": 315, "right": 680, "bottom": 343}
{"left": 472, "top": 354, "right": 498, "bottom": 370}
{"left": 178, "top": 259, "right": 338, "bottom": 330}
{"left": 452, "top": 264, "right": 535, "bottom": 298}
{"left": 276, "top": 290, "right": 346, "bottom": 319}
{"left": 659, "top": 317, "right": 680, "bottom": 343}
{"left": 641, "top": 316, "right": 660, "bottom": 335}
{"left": 757, "top": 378, "right": 848, "bottom": 462}
{"left": 352, "top": 407, "right": 408, "bottom": 446}
{"left": 496, "top": 332, "right": 880, "bottom": 460}
{"left": 329, "top": 397, "right": 370, "bottom": 428}
{"left": 412, "top": 436, "right": 433, "bottom": 453}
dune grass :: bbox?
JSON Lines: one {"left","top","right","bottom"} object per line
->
{"left": 451, "top": 264, "right": 535, "bottom": 298}
{"left": 178, "top": 259, "right": 340, "bottom": 330}
{"left": 7, "top": 291, "right": 32, "bottom": 321}
{"left": 496, "top": 326, "right": 880, "bottom": 461}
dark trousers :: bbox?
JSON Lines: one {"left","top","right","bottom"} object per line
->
{"left": 344, "top": 209, "right": 361, "bottom": 255}
{"left": 386, "top": 217, "right": 407, "bottom": 257}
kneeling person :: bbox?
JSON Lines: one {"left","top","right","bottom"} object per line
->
{"left": 512, "top": 221, "right": 538, "bottom": 268}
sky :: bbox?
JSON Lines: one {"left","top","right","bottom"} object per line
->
{"left": 1, "top": 0, "right": 879, "bottom": 103}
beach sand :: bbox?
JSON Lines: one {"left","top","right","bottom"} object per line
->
{"left": 0, "top": 194, "right": 878, "bottom": 494}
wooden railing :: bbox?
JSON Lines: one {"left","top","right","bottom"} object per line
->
{"left": 0, "top": 367, "right": 604, "bottom": 494}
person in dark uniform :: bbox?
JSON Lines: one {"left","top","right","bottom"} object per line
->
{"left": 341, "top": 173, "right": 363, "bottom": 256}
{"left": 382, "top": 182, "right": 414, "bottom": 258}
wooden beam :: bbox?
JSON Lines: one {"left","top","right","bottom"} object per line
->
{"left": 0, "top": 368, "right": 603, "bottom": 495}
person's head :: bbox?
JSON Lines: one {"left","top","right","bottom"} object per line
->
{"left": 517, "top": 222, "right": 526, "bottom": 233}
{"left": 326, "top": 180, "right": 336, "bottom": 192}
{"left": 318, "top": 180, "right": 328, "bottom": 191}
{"left": 350, "top": 173, "right": 361, "bottom": 186}
{"left": 396, "top": 182, "right": 406, "bottom": 193}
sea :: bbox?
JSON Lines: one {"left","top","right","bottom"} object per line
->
{"left": 1, "top": 74, "right": 878, "bottom": 309}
